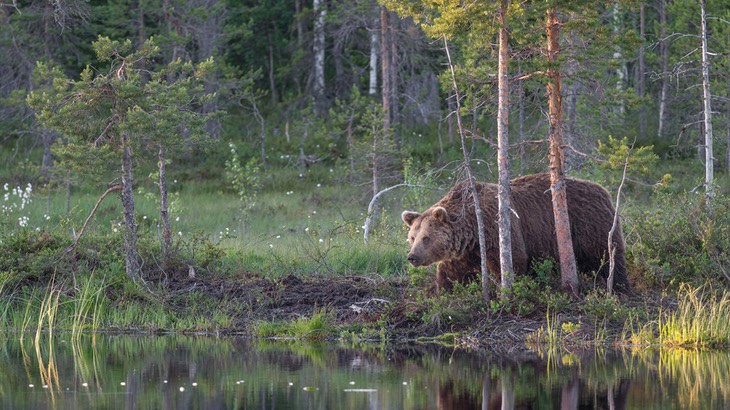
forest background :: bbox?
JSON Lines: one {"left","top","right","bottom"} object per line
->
{"left": 1, "top": 0, "right": 730, "bottom": 346}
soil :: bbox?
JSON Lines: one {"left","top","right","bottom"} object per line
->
{"left": 150, "top": 269, "right": 665, "bottom": 354}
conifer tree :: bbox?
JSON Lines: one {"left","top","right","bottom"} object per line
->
{"left": 28, "top": 37, "right": 214, "bottom": 280}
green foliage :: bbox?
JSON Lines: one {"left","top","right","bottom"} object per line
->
{"left": 407, "top": 280, "right": 486, "bottom": 332}
{"left": 490, "top": 259, "right": 571, "bottom": 316}
{"left": 581, "top": 289, "right": 631, "bottom": 323}
{"left": 628, "top": 191, "right": 730, "bottom": 286}
{"left": 224, "top": 142, "right": 261, "bottom": 216}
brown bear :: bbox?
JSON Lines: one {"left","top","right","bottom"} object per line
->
{"left": 401, "top": 173, "right": 629, "bottom": 292}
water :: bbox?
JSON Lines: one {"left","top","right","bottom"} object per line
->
{"left": 0, "top": 334, "right": 728, "bottom": 409}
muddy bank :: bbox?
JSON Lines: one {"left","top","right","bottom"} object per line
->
{"left": 150, "top": 270, "right": 660, "bottom": 353}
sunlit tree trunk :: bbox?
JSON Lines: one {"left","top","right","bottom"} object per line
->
{"left": 313, "top": 0, "right": 326, "bottom": 116}
{"left": 546, "top": 7, "right": 579, "bottom": 297}
{"left": 700, "top": 0, "right": 714, "bottom": 206}
{"left": 497, "top": 1, "right": 513, "bottom": 295}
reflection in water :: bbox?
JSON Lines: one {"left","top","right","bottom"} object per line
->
{"left": 0, "top": 334, "right": 727, "bottom": 409}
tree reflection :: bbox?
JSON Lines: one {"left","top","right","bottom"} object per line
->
{"left": 0, "top": 335, "right": 727, "bottom": 409}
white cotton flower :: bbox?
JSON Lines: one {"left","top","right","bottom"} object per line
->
{"left": 319, "top": 238, "right": 323, "bottom": 243}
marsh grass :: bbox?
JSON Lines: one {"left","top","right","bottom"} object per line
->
{"left": 658, "top": 284, "right": 730, "bottom": 348}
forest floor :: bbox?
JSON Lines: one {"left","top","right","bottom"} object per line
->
{"left": 152, "top": 268, "right": 663, "bottom": 353}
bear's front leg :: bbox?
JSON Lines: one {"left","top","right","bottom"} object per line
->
{"left": 436, "top": 258, "right": 479, "bottom": 291}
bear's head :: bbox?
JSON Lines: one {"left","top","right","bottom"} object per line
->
{"left": 402, "top": 206, "right": 454, "bottom": 267}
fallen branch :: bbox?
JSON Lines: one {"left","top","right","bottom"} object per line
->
{"left": 69, "top": 184, "right": 122, "bottom": 252}
{"left": 363, "top": 183, "right": 426, "bottom": 244}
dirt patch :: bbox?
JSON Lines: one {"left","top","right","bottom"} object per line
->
{"left": 148, "top": 269, "right": 668, "bottom": 353}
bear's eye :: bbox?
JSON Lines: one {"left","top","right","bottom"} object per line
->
{"left": 422, "top": 236, "right": 430, "bottom": 244}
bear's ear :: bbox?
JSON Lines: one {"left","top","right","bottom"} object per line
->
{"left": 432, "top": 206, "right": 448, "bottom": 222}
{"left": 402, "top": 211, "right": 420, "bottom": 227}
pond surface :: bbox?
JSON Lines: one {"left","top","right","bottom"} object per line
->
{"left": 0, "top": 334, "right": 728, "bottom": 409}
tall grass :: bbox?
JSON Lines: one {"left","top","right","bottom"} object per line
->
{"left": 658, "top": 284, "right": 730, "bottom": 348}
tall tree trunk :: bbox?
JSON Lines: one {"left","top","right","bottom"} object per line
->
{"left": 369, "top": 11, "right": 379, "bottom": 96}
{"left": 518, "top": 81, "right": 525, "bottom": 177}
{"left": 638, "top": 2, "right": 647, "bottom": 140}
{"left": 380, "top": 7, "right": 399, "bottom": 149}
{"left": 268, "top": 35, "right": 277, "bottom": 105}
{"left": 496, "top": 2, "right": 513, "bottom": 295}
{"left": 727, "top": 33, "right": 730, "bottom": 176}
{"left": 700, "top": 0, "right": 714, "bottom": 206}
{"left": 444, "top": 37, "right": 490, "bottom": 306}
{"left": 312, "top": 0, "right": 326, "bottom": 116}
{"left": 546, "top": 8, "right": 579, "bottom": 298}
{"left": 158, "top": 145, "right": 171, "bottom": 257}
{"left": 121, "top": 133, "right": 140, "bottom": 281}
{"left": 380, "top": 7, "right": 392, "bottom": 132}
{"left": 658, "top": 0, "right": 669, "bottom": 139}
{"left": 612, "top": 2, "right": 626, "bottom": 115}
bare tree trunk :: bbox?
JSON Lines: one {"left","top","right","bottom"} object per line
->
{"left": 727, "top": 35, "right": 730, "bottom": 175}
{"left": 268, "top": 35, "right": 277, "bottom": 105}
{"left": 546, "top": 8, "right": 580, "bottom": 298}
{"left": 369, "top": 11, "right": 379, "bottom": 96}
{"left": 496, "top": 2, "right": 514, "bottom": 295}
{"left": 445, "top": 37, "right": 490, "bottom": 306}
{"left": 658, "top": 0, "right": 669, "bottom": 139}
{"left": 608, "top": 157, "right": 628, "bottom": 294}
{"left": 612, "top": 2, "right": 626, "bottom": 115}
{"left": 700, "top": 0, "right": 714, "bottom": 206}
{"left": 121, "top": 133, "right": 140, "bottom": 281}
{"left": 380, "top": 7, "right": 392, "bottom": 132}
{"left": 158, "top": 146, "right": 171, "bottom": 257}
{"left": 312, "top": 0, "right": 326, "bottom": 116}
{"left": 638, "top": 2, "right": 647, "bottom": 140}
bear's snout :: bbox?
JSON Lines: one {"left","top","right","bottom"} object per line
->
{"left": 407, "top": 253, "right": 422, "bottom": 266}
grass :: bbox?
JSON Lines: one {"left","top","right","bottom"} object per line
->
{"left": 254, "top": 308, "right": 337, "bottom": 341}
{"left": 658, "top": 284, "right": 730, "bottom": 348}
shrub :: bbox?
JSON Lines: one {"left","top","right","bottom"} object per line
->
{"left": 627, "top": 191, "right": 730, "bottom": 286}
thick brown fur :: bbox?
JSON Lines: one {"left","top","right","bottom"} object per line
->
{"left": 402, "top": 173, "right": 629, "bottom": 292}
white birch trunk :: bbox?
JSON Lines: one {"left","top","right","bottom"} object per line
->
{"left": 612, "top": 2, "right": 626, "bottom": 115}
{"left": 369, "top": 12, "right": 379, "bottom": 96}
{"left": 658, "top": 0, "right": 669, "bottom": 139}
{"left": 497, "top": 3, "right": 513, "bottom": 294}
{"left": 313, "top": 0, "right": 326, "bottom": 115}
{"left": 700, "top": 0, "right": 714, "bottom": 204}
